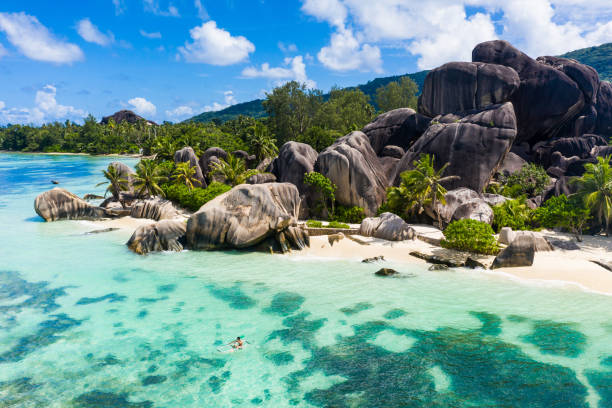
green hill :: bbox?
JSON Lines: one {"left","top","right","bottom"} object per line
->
{"left": 188, "top": 71, "right": 429, "bottom": 123}
{"left": 559, "top": 42, "right": 612, "bottom": 82}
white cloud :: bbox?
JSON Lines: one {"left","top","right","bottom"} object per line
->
{"left": 112, "top": 0, "right": 126, "bottom": 15}
{"left": 0, "top": 84, "right": 85, "bottom": 125}
{"left": 0, "top": 12, "right": 83, "bottom": 64}
{"left": 140, "top": 29, "right": 162, "bottom": 39}
{"left": 318, "top": 27, "right": 382, "bottom": 72}
{"left": 143, "top": 0, "right": 180, "bottom": 17}
{"left": 301, "top": 0, "right": 612, "bottom": 72}
{"left": 178, "top": 21, "right": 255, "bottom": 65}
{"left": 278, "top": 42, "right": 298, "bottom": 53}
{"left": 128, "top": 97, "right": 156, "bottom": 117}
{"left": 242, "top": 56, "right": 316, "bottom": 88}
{"left": 77, "top": 18, "right": 114, "bottom": 46}
{"left": 195, "top": 0, "right": 209, "bottom": 20}
{"left": 203, "top": 91, "right": 237, "bottom": 112}
{"left": 165, "top": 105, "right": 194, "bottom": 121}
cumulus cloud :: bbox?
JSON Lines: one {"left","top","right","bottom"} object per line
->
{"left": 242, "top": 56, "right": 316, "bottom": 88}
{"left": 140, "top": 29, "right": 162, "bottom": 39}
{"left": 278, "top": 42, "right": 298, "bottom": 53}
{"left": 203, "top": 91, "right": 237, "bottom": 112}
{"left": 165, "top": 105, "right": 194, "bottom": 121}
{"left": 0, "top": 85, "right": 85, "bottom": 125}
{"left": 0, "top": 12, "right": 84, "bottom": 64}
{"left": 318, "top": 27, "right": 382, "bottom": 72}
{"left": 143, "top": 0, "right": 179, "bottom": 17}
{"left": 77, "top": 18, "right": 114, "bottom": 46}
{"left": 178, "top": 21, "right": 255, "bottom": 65}
{"left": 128, "top": 97, "right": 156, "bottom": 116}
{"left": 301, "top": 0, "right": 612, "bottom": 71}
{"left": 194, "top": 0, "right": 209, "bottom": 20}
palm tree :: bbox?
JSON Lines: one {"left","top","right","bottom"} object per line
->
{"left": 173, "top": 162, "right": 199, "bottom": 190}
{"left": 248, "top": 122, "right": 278, "bottom": 162}
{"left": 96, "top": 164, "right": 129, "bottom": 207}
{"left": 572, "top": 155, "right": 612, "bottom": 235}
{"left": 133, "top": 159, "right": 168, "bottom": 198}
{"left": 153, "top": 137, "right": 178, "bottom": 161}
{"left": 387, "top": 154, "right": 459, "bottom": 228}
{"left": 209, "top": 153, "right": 260, "bottom": 186}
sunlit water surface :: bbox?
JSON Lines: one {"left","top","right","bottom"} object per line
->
{"left": 0, "top": 152, "right": 611, "bottom": 407}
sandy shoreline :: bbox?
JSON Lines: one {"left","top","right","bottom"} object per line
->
{"left": 78, "top": 216, "right": 156, "bottom": 231}
{"left": 296, "top": 230, "right": 612, "bottom": 296}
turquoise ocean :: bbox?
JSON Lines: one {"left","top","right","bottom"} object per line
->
{"left": 0, "top": 152, "right": 611, "bottom": 407}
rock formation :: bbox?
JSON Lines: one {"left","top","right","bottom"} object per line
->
{"left": 185, "top": 183, "right": 307, "bottom": 251}
{"left": 127, "top": 219, "right": 187, "bottom": 255}
{"left": 394, "top": 103, "right": 517, "bottom": 193}
{"left": 362, "top": 108, "right": 431, "bottom": 154}
{"left": 101, "top": 110, "right": 156, "bottom": 126}
{"left": 174, "top": 146, "right": 206, "bottom": 187}
{"left": 269, "top": 142, "right": 318, "bottom": 194}
{"left": 35, "top": 188, "right": 107, "bottom": 221}
{"left": 316, "top": 131, "right": 388, "bottom": 216}
{"left": 359, "top": 212, "right": 415, "bottom": 241}
{"left": 491, "top": 234, "right": 536, "bottom": 269}
{"left": 434, "top": 188, "right": 494, "bottom": 226}
{"left": 130, "top": 198, "right": 182, "bottom": 221}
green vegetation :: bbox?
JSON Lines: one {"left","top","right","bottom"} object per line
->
{"left": 534, "top": 195, "right": 591, "bottom": 240}
{"left": 304, "top": 171, "right": 336, "bottom": 217}
{"left": 498, "top": 164, "right": 550, "bottom": 198}
{"left": 331, "top": 205, "right": 366, "bottom": 224}
{"left": 441, "top": 219, "right": 500, "bottom": 255}
{"left": 162, "top": 181, "right": 231, "bottom": 212}
{"left": 247, "top": 122, "right": 278, "bottom": 162}
{"left": 385, "top": 154, "right": 458, "bottom": 226}
{"left": 560, "top": 42, "right": 612, "bottom": 82}
{"left": 209, "top": 153, "right": 260, "bottom": 186}
{"left": 375, "top": 76, "right": 418, "bottom": 112}
{"left": 133, "top": 160, "right": 168, "bottom": 198}
{"left": 491, "top": 197, "right": 536, "bottom": 233}
{"left": 306, "top": 220, "right": 323, "bottom": 228}
{"left": 173, "top": 162, "right": 199, "bottom": 190}
{"left": 571, "top": 155, "right": 612, "bottom": 234}
{"left": 96, "top": 164, "right": 129, "bottom": 207}
{"left": 327, "top": 221, "right": 350, "bottom": 229}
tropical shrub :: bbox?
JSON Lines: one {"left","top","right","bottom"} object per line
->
{"left": 571, "top": 154, "right": 612, "bottom": 234}
{"left": 491, "top": 197, "right": 536, "bottom": 232}
{"left": 327, "top": 221, "right": 350, "bottom": 229}
{"left": 304, "top": 171, "right": 336, "bottom": 217}
{"left": 163, "top": 181, "right": 231, "bottom": 212}
{"left": 134, "top": 159, "right": 168, "bottom": 198}
{"left": 499, "top": 164, "right": 550, "bottom": 198}
{"left": 331, "top": 205, "right": 366, "bottom": 224}
{"left": 441, "top": 219, "right": 500, "bottom": 255}
{"left": 209, "top": 153, "right": 260, "bottom": 186}
{"left": 306, "top": 220, "right": 323, "bottom": 228}
{"left": 534, "top": 194, "right": 590, "bottom": 240}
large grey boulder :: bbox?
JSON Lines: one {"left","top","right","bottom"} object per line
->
{"left": 393, "top": 103, "right": 517, "bottom": 193}
{"left": 130, "top": 198, "right": 181, "bottom": 221}
{"left": 185, "top": 183, "right": 307, "bottom": 251}
{"left": 315, "top": 131, "right": 388, "bottom": 216}
{"left": 174, "top": 146, "right": 206, "bottom": 188}
{"left": 362, "top": 108, "right": 431, "bottom": 154}
{"left": 269, "top": 142, "right": 318, "bottom": 194}
{"left": 595, "top": 81, "right": 612, "bottom": 136}
{"left": 247, "top": 173, "right": 277, "bottom": 184}
{"left": 109, "top": 161, "right": 136, "bottom": 190}
{"left": 381, "top": 145, "right": 405, "bottom": 159}
{"left": 126, "top": 219, "right": 186, "bottom": 255}
{"left": 418, "top": 61, "right": 520, "bottom": 117}
{"left": 378, "top": 156, "right": 400, "bottom": 184}
{"left": 473, "top": 40, "right": 585, "bottom": 144}
{"left": 199, "top": 147, "right": 228, "bottom": 178}
{"left": 535, "top": 134, "right": 607, "bottom": 168}
{"left": 491, "top": 234, "right": 536, "bottom": 269}
{"left": 35, "top": 188, "right": 107, "bottom": 221}
{"left": 497, "top": 152, "right": 526, "bottom": 176}
{"left": 434, "top": 188, "right": 494, "bottom": 226}
{"left": 359, "top": 212, "right": 415, "bottom": 241}
{"left": 498, "top": 228, "right": 553, "bottom": 252}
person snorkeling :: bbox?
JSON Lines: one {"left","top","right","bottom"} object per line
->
{"left": 229, "top": 336, "right": 243, "bottom": 349}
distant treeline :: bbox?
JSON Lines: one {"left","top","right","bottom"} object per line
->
{"left": 0, "top": 78, "right": 419, "bottom": 156}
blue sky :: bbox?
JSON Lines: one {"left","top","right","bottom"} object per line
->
{"left": 0, "top": 0, "right": 611, "bottom": 124}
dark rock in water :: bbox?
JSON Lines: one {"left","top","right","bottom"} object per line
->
{"left": 73, "top": 390, "right": 153, "bottom": 408}
{"left": 381, "top": 145, "right": 405, "bottom": 159}
{"left": 35, "top": 188, "right": 107, "bottom": 221}
{"left": 130, "top": 198, "right": 181, "bottom": 221}
{"left": 362, "top": 255, "right": 385, "bottom": 263}
{"left": 85, "top": 227, "right": 119, "bottom": 235}
{"left": 362, "top": 108, "right": 430, "bottom": 154}
{"left": 127, "top": 219, "right": 186, "bottom": 255}
{"left": 465, "top": 257, "right": 486, "bottom": 269}
{"left": 547, "top": 239, "right": 580, "bottom": 251}
{"left": 83, "top": 194, "right": 105, "bottom": 200}
{"left": 410, "top": 251, "right": 466, "bottom": 268}
{"left": 186, "top": 183, "right": 307, "bottom": 251}
{"left": 393, "top": 103, "right": 517, "bottom": 193}
{"left": 316, "top": 131, "right": 388, "bottom": 216}
{"left": 359, "top": 212, "right": 415, "bottom": 241}
{"left": 428, "top": 264, "right": 450, "bottom": 271}
{"left": 418, "top": 61, "right": 520, "bottom": 117}
{"left": 142, "top": 375, "right": 167, "bottom": 386}
{"left": 491, "top": 235, "right": 535, "bottom": 269}
{"left": 269, "top": 141, "right": 317, "bottom": 195}
{"left": 247, "top": 173, "right": 276, "bottom": 184}
{"left": 375, "top": 268, "right": 398, "bottom": 276}
{"left": 51, "top": 179, "right": 59, "bottom": 184}
{"left": 174, "top": 146, "right": 206, "bottom": 188}
{"left": 473, "top": 40, "right": 584, "bottom": 144}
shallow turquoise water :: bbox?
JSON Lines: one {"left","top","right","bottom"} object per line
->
{"left": 1, "top": 152, "right": 611, "bottom": 407}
